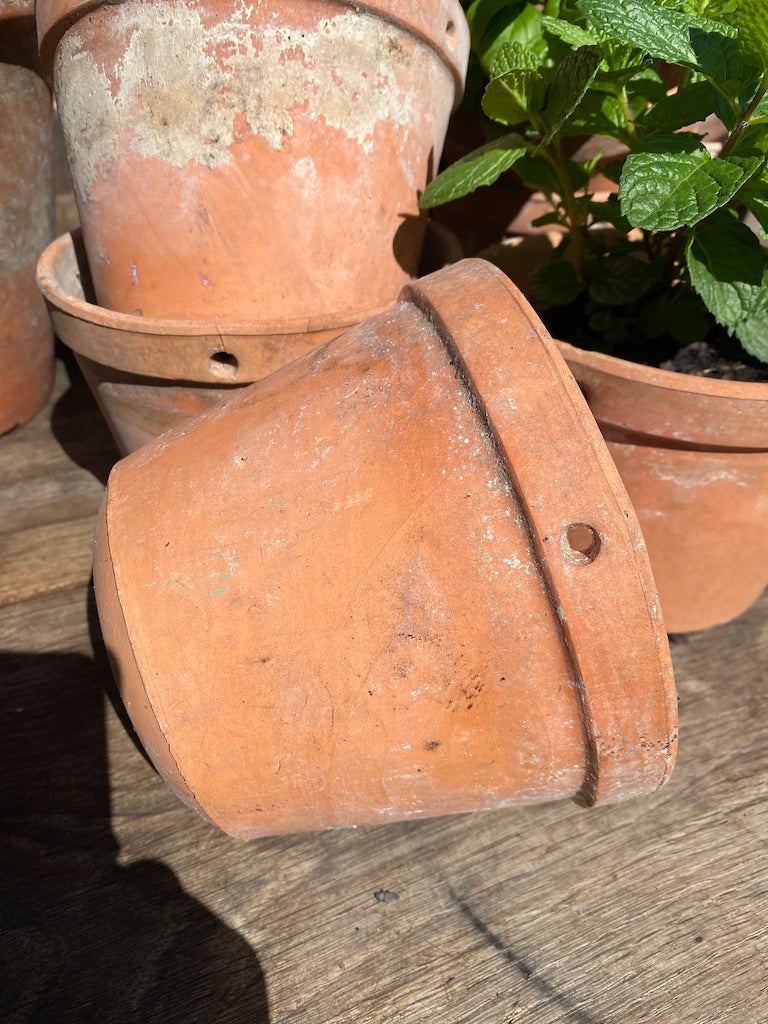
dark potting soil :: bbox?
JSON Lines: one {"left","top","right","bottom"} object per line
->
{"left": 660, "top": 342, "right": 768, "bottom": 382}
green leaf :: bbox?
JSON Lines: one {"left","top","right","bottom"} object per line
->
{"left": 540, "top": 14, "right": 597, "bottom": 48}
{"left": 745, "top": 193, "right": 768, "bottom": 234}
{"left": 688, "top": 29, "right": 762, "bottom": 104}
{"left": 483, "top": 65, "right": 548, "bottom": 124}
{"left": 753, "top": 91, "right": 768, "bottom": 122}
{"left": 587, "top": 253, "right": 658, "bottom": 305}
{"left": 530, "top": 259, "right": 583, "bottom": 306}
{"left": 686, "top": 210, "right": 767, "bottom": 329}
{"left": 489, "top": 40, "right": 542, "bottom": 77}
{"left": 588, "top": 196, "right": 633, "bottom": 232}
{"left": 734, "top": 309, "right": 768, "bottom": 361}
{"left": 512, "top": 153, "right": 563, "bottom": 193}
{"left": 418, "top": 134, "right": 528, "bottom": 208}
{"left": 639, "top": 288, "right": 713, "bottom": 344}
{"left": 740, "top": 164, "right": 768, "bottom": 232}
{"left": 640, "top": 80, "right": 717, "bottom": 133}
{"left": 731, "top": 0, "right": 768, "bottom": 74}
{"left": 465, "top": 0, "right": 514, "bottom": 39}
{"left": 591, "top": 61, "right": 660, "bottom": 95}
{"left": 588, "top": 308, "right": 633, "bottom": 346}
{"left": 619, "top": 134, "right": 763, "bottom": 230}
{"left": 566, "top": 89, "right": 626, "bottom": 137}
{"left": 578, "top": 0, "right": 732, "bottom": 65}
{"left": 477, "top": 2, "right": 547, "bottom": 73}
{"left": 542, "top": 45, "right": 603, "bottom": 142}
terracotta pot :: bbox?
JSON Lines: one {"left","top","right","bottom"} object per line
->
{"left": 36, "top": 229, "right": 379, "bottom": 454}
{"left": 93, "top": 258, "right": 677, "bottom": 839}
{"left": 41, "top": 0, "right": 469, "bottom": 320}
{"left": 0, "top": 61, "right": 54, "bottom": 436}
{"left": 36, "top": 221, "right": 463, "bottom": 454}
{"left": 558, "top": 341, "right": 768, "bottom": 633}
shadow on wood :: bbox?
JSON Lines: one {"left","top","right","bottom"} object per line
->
{"left": 48, "top": 348, "right": 120, "bottom": 486}
{"left": 0, "top": 637, "right": 271, "bottom": 1022}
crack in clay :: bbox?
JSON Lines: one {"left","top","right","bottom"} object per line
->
{"left": 56, "top": 3, "right": 434, "bottom": 196}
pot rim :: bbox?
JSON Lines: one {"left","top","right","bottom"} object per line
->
{"left": 36, "top": 0, "right": 470, "bottom": 100}
{"left": 557, "top": 338, "right": 768, "bottom": 451}
{"left": 37, "top": 231, "right": 385, "bottom": 383}
{"left": 557, "top": 338, "right": 768, "bottom": 402}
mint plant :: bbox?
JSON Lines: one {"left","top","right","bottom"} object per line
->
{"left": 421, "top": 0, "right": 768, "bottom": 368}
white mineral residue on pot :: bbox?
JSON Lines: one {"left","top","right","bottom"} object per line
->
{"left": 651, "top": 463, "right": 751, "bottom": 488}
{"left": 290, "top": 156, "right": 320, "bottom": 200}
{"left": 56, "top": 2, "right": 443, "bottom": 194}
{"left": 54, "top": 49, "right": 122, "bottom": 202}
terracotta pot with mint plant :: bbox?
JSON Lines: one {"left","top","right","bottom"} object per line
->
{"left": 421, "top": 0, "right": 768, "bottom": 634}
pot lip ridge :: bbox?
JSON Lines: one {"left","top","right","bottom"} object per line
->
{"left": 405, "top": 258, "right": 678, "bottom": 805}
{"left": 37, "top": 231, "right": 382, "bottom": 339}
{"left": 37, "top": 222, "right": 462, "bottom": 383}
{"left": 557, "top": 337, "right": 768, "bottom": 452}
{"left": 35, "top": 0, "right": 470, "bottom": 100}
{"left": 36, "top": 230, "right": 389, "bottom": 382}
{"left": 556, "top": 338, "right": 768, "bottom": 402}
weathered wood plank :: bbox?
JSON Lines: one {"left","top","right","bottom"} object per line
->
{"left": 0, "top": 515, "right": 98, "bottom": 607}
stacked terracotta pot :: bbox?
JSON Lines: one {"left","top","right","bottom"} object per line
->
{"left": 0, "top": 3, "right": 55, "bottom": 435}
{"left": 35, "top": 0, "right": 470, "bottom": 452}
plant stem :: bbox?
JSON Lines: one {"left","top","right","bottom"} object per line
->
{"left": 618, "top": 87, "right": 636, "bottom": 142}
{"left": 719, "top": 74, "right": 768, "bottom": 158}
{"left": 546, "top": 141, "right": 588, "bottom": 283}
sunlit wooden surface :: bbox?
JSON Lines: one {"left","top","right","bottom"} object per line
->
{"left": 2, "top": 355, "right": 767, "bottom": 1023}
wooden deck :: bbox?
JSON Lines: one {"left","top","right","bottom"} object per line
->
{"left": 2, "top": 353, "right": 768, "bottom": 1023}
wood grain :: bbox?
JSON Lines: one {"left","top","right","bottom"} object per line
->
{"left": 1, "top": 358, "right": 767, "bottom": 1023}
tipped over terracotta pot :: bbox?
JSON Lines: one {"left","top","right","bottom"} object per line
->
{"left": 93, "top": 259, "right": 677, "bottom": 838}
{"left": 40, "top": 0, "right": 469, "bottom": 319}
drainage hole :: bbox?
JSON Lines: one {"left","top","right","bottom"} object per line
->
{"left": 563, "top": 523, "right": 601, "bottom": 564}
{"left": 209, "top": 350, "right": 240, "bottom": 379}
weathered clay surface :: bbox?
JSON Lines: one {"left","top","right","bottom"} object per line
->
{"left": 52, "top": 0, "right": 468, "bottom": 319}
{"left": 94, "top": 259, "right": 677, "bottom": 838}
{"left": 0, "top": 66, "right": 53, "bottom": 275}
{"left": 0, "top": 63, "right": 54, "bottom": 434}
{"left": 59, "top": 4, "right": 427, "bottom": 175}
{"left": 558, "top": 340, "right": 768, "bottom": 632}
